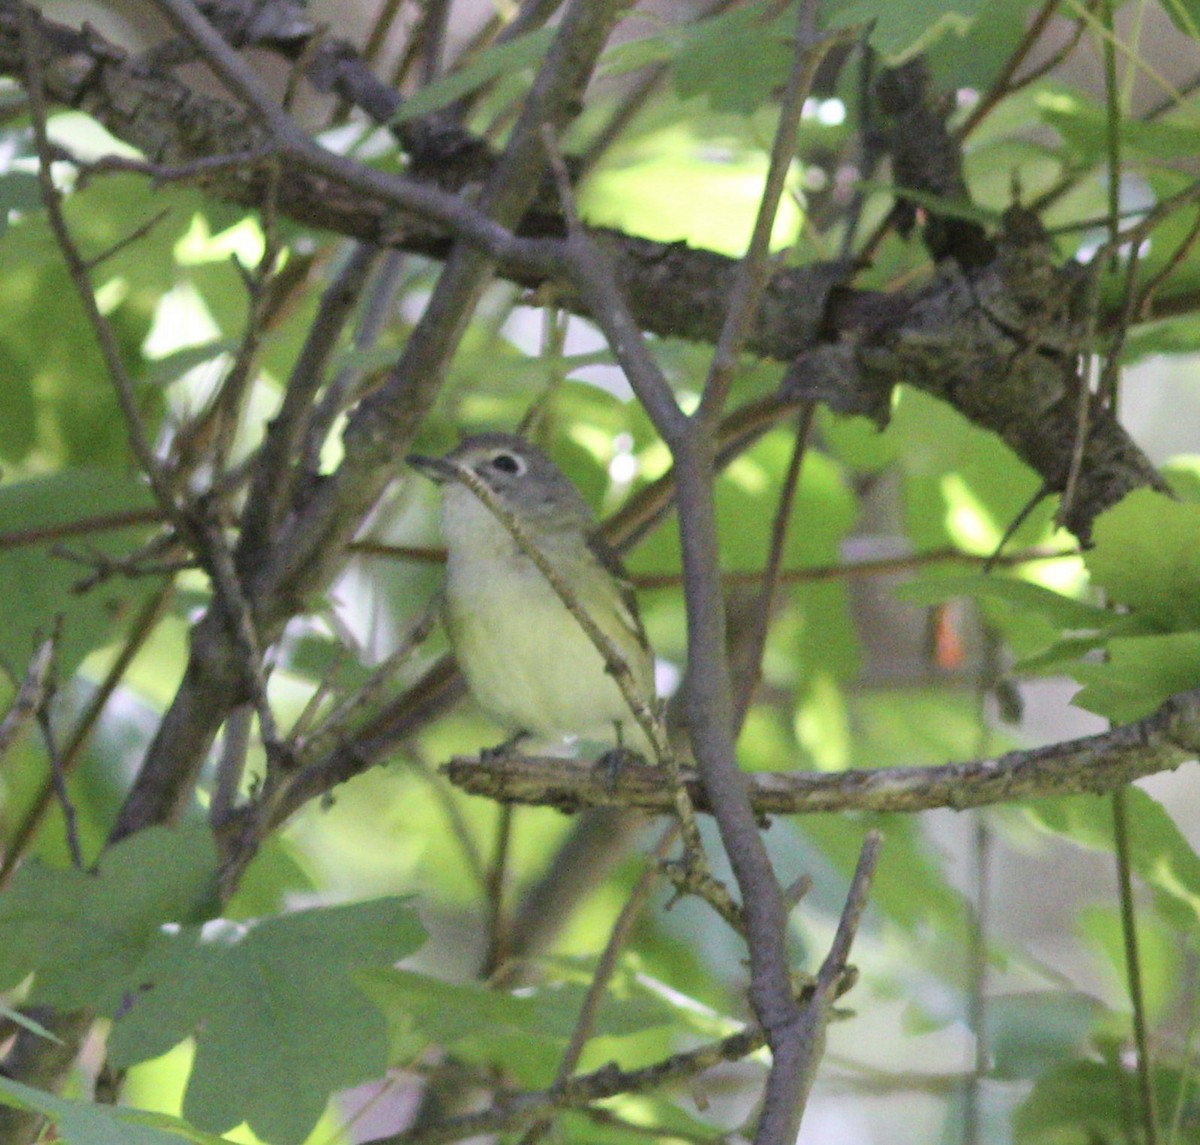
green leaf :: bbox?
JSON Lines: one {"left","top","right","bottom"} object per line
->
{"left": 1013, "top": 632, "right": 1118, "bottom": 677}
{"left": 0, "top": 338, "right": 37, "bottom": 459}
{"left": 0, "top": 170, "right": 42, "bottom": 217}
{"left": 0, "top": 1004, "right": 62, "bottom": 1043}
{"left": 0, "top": 469, "right": 161, "bottom": 677}
{"left": 1069, "top": 631, "right": 1200, "bottom": 721}
{"left": 580, "top": 123, "right": 804, "bottom": 256}
{"left": 891, "top": 387, "right": 1050, "bottom": 554}
{"left": 1026, "top": 788, "right": 1200, "bottom": 931}
{"left": 823, "top": 0, "right": 989, "bottom": 61}
{"left": 141, "top": 340, "right": 238, "bottom": 388}
{"left": 1086, "top": 488, "right": 1200, "bottom": 630}
{"left": 389, "top": 28, "right": 553, "bottom": 126}
{"left": 0, "top": 1075, "right": 225, "bottom": 1145}
{"left": 796, "top": 812, "right": 966, "bottom": 935}
{"left": 1077, "top": 904, "right": 1181, "bottom": 1024}
{"left": 107, "top": 898, "right": 426, "bottom": 1145}
{"left": 366, "top": 965, "right": 680, "bottom": 1042}
{"left": 926, "top": 0, "right": 1040, "bottom": 89}
{"left": 1037, "top": 84, "right": 1200, "bottom": 164}
{"left": 670, "top": 2, "right": 795, "bottom": 113}
{"left": 362, "top": 967, "right": 685, "bottom": 1086}
{"left": 896, "top": 574, "right": 1116, "bottom": 633}
{"left": 1014, "top": 1058, "right": 1184, "bottom": 1143}
{"left": 985, "top": 992, "right": 1106, "bottom": 1081}
{"left": 559, "top": 1098, "right": 722, "bottom": 1143}
{"left": 0, "top": 824, "right": 219, "bottom": 1010}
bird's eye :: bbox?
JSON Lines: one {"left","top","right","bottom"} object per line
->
{"left": 490, "top": 452, "right": 523, "bottom": 475}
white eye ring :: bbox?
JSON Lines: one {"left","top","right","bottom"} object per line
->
{"left": 489, "top": 452, "right": 525, "bottom": 475}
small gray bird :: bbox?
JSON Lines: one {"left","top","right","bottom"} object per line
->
{"left": 407, "top": 433, "right": 656, "bottom": 754}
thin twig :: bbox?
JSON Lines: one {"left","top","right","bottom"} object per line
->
{"left": 196, "top": 513, "right": 285, "bottom": 764}
{"left": 1112, "top": 789, "right": 1161, "bottom": 1145}
{"left": 210, "top": 705, "right": 252, "bottom": 826}
{"left": 675, "top": 9, "right": 840, "bottom": 1142}
{"left": 1057, "top": 356, "right": 1094, "bottom": 530}
{"left": 363, "top": 1022, "right": 769, "bottom": 1145}
{"left": 35, "top": 642, "right": 84, "bottom": 870}
{"left": 733, "top": 402, "right": 815, "bottom": 732}
{"left": 480, "top": 803, "right": 514, "bottom": 978}
{"left": 241, "top": 242, "right": 379, "bottom": 559}
{"left": 575, "top": 0, "right": 739, "bottom": 178}
{"left": 0, "top": 508, "right": 163, "bottom": 552}
{"left": 955, "top": 0, "right": 1064, "bottom": 138}
{"left": 368, "top": 833, "right": 876, "bottom": 1145}
{"left": 1099, "top": 0, "right": 1121, "bottom": 261}
{"left": 0, "top": 635, "right": 56, "bottom": 764}
{"left": 544, "top": 17, "right": 852, "bottom": 1135}
{"left": 361, "top": 538, "right": 1077, "bottom": 585}
{"left": 982, "top": 487, "right": 1050, "bottom": 573}
{"left": 203, "top": 189, "right": 283, "bottom": 484}
{"left": 302, "top": 249, "right": 409, "bottom": 476}
{"left": 74, "top": 146, "right": 277, "bottom": 188}
{"left": 748, "top": 830, "right": 880, "bottom": 1143}
{"left": 0, "top": 585, "right": 174, "bottom": 886}
{"left": 810, "top": 829, "right": 880, "bottom": 990}
{"left": 540, "top": 126, "right": 687, "bottom": 442}
{"left": 83, "top": 208, "right": 172, "bottom": 272}
{"left": 292, "top": 595, "right": 441, "bottom": 762}
{"left": 963, "top": 812, "right": 991, "bottom": 1145}
{"left": 695, "top": 9, "right": 845, "bottom": 427}
{"left": 1132, "top": 207, "right": 1200, "bottom": 320}
{"left": 18, "top": 8, "right": 180, "bottom": 523}
{"left": 142, "top": 0, "right": 569, "bottom": 271}
{"left": 551, "top": 826, "right": 677, "bottom": 1077}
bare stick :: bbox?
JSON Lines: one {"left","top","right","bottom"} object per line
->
{"left": 480, "top": 803, "right": 515, "bottom": 978}
{"left": 0, "top": 636, "right": 55, "bottom": 764}
{"left": 520, "top": 825, "right": 678, "bottom": 1144}
{"left": 549, "top": 9, "right": 859, "bottom": 1137}
{"left": 733, "top": 402, "right": 815, "bottom": 731}
{"left": 18, "top": 8, "right": 179, "bottom": 522}
{"left": 0, "top": 586, "right": 174, "bottom": 886}
{"left": 35, "top": 655, "right": 84, "bottom": 871}
{"left": 444, "top": 684, "right": 1200, "bottom": 815}
{"left": 768, "top": 829, "right": 881, "bottom": 1133}
{"left": 362, "top": 1022, "right": 769, "bottom": 1145}
{"left": 241, "top": 243, "right": 380, "bottom": 560}
{"left": 210, "top": 705, "right": 252, "bottom": 826}
{"left": 695, "top": 10, "right": 852, "bottom": 427}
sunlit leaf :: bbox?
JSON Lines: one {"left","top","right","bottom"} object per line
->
{"left": 389, "top": 28, "right": 553, "bottom": 126}
{"left": 0, "top": 1075, "right": 225, "bottom": 1145}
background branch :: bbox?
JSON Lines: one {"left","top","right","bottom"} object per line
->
{"left": 0, "top": 4, "right": 1162, "bottom": 543}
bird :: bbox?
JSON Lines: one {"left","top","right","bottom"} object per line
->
{"left": 407, "top": 432, "right": 657, "bottom": 757}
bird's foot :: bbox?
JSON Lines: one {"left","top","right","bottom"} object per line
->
{"left": 480, "top": 730, "right": 528, "bottom": 764}
{"left": 593, "top": 746, "right": 644, "bottom": 795}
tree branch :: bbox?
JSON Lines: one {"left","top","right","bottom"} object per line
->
{"left": 443, "top": 685, "right": 1200, "bottom": 816}
{"left": 0, "top": 5, "right": 1162, "bottom": 545}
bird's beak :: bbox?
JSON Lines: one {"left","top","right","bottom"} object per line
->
{"left": 406, "top": 453, "right": 457, "bottom": 484}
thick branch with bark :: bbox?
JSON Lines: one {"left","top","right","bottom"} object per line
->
{"left": 444, "top": 686, "right": 1200, "bottom": 815}
{"left": 0, "top": 4, "right": 1161, "bottom": 544}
